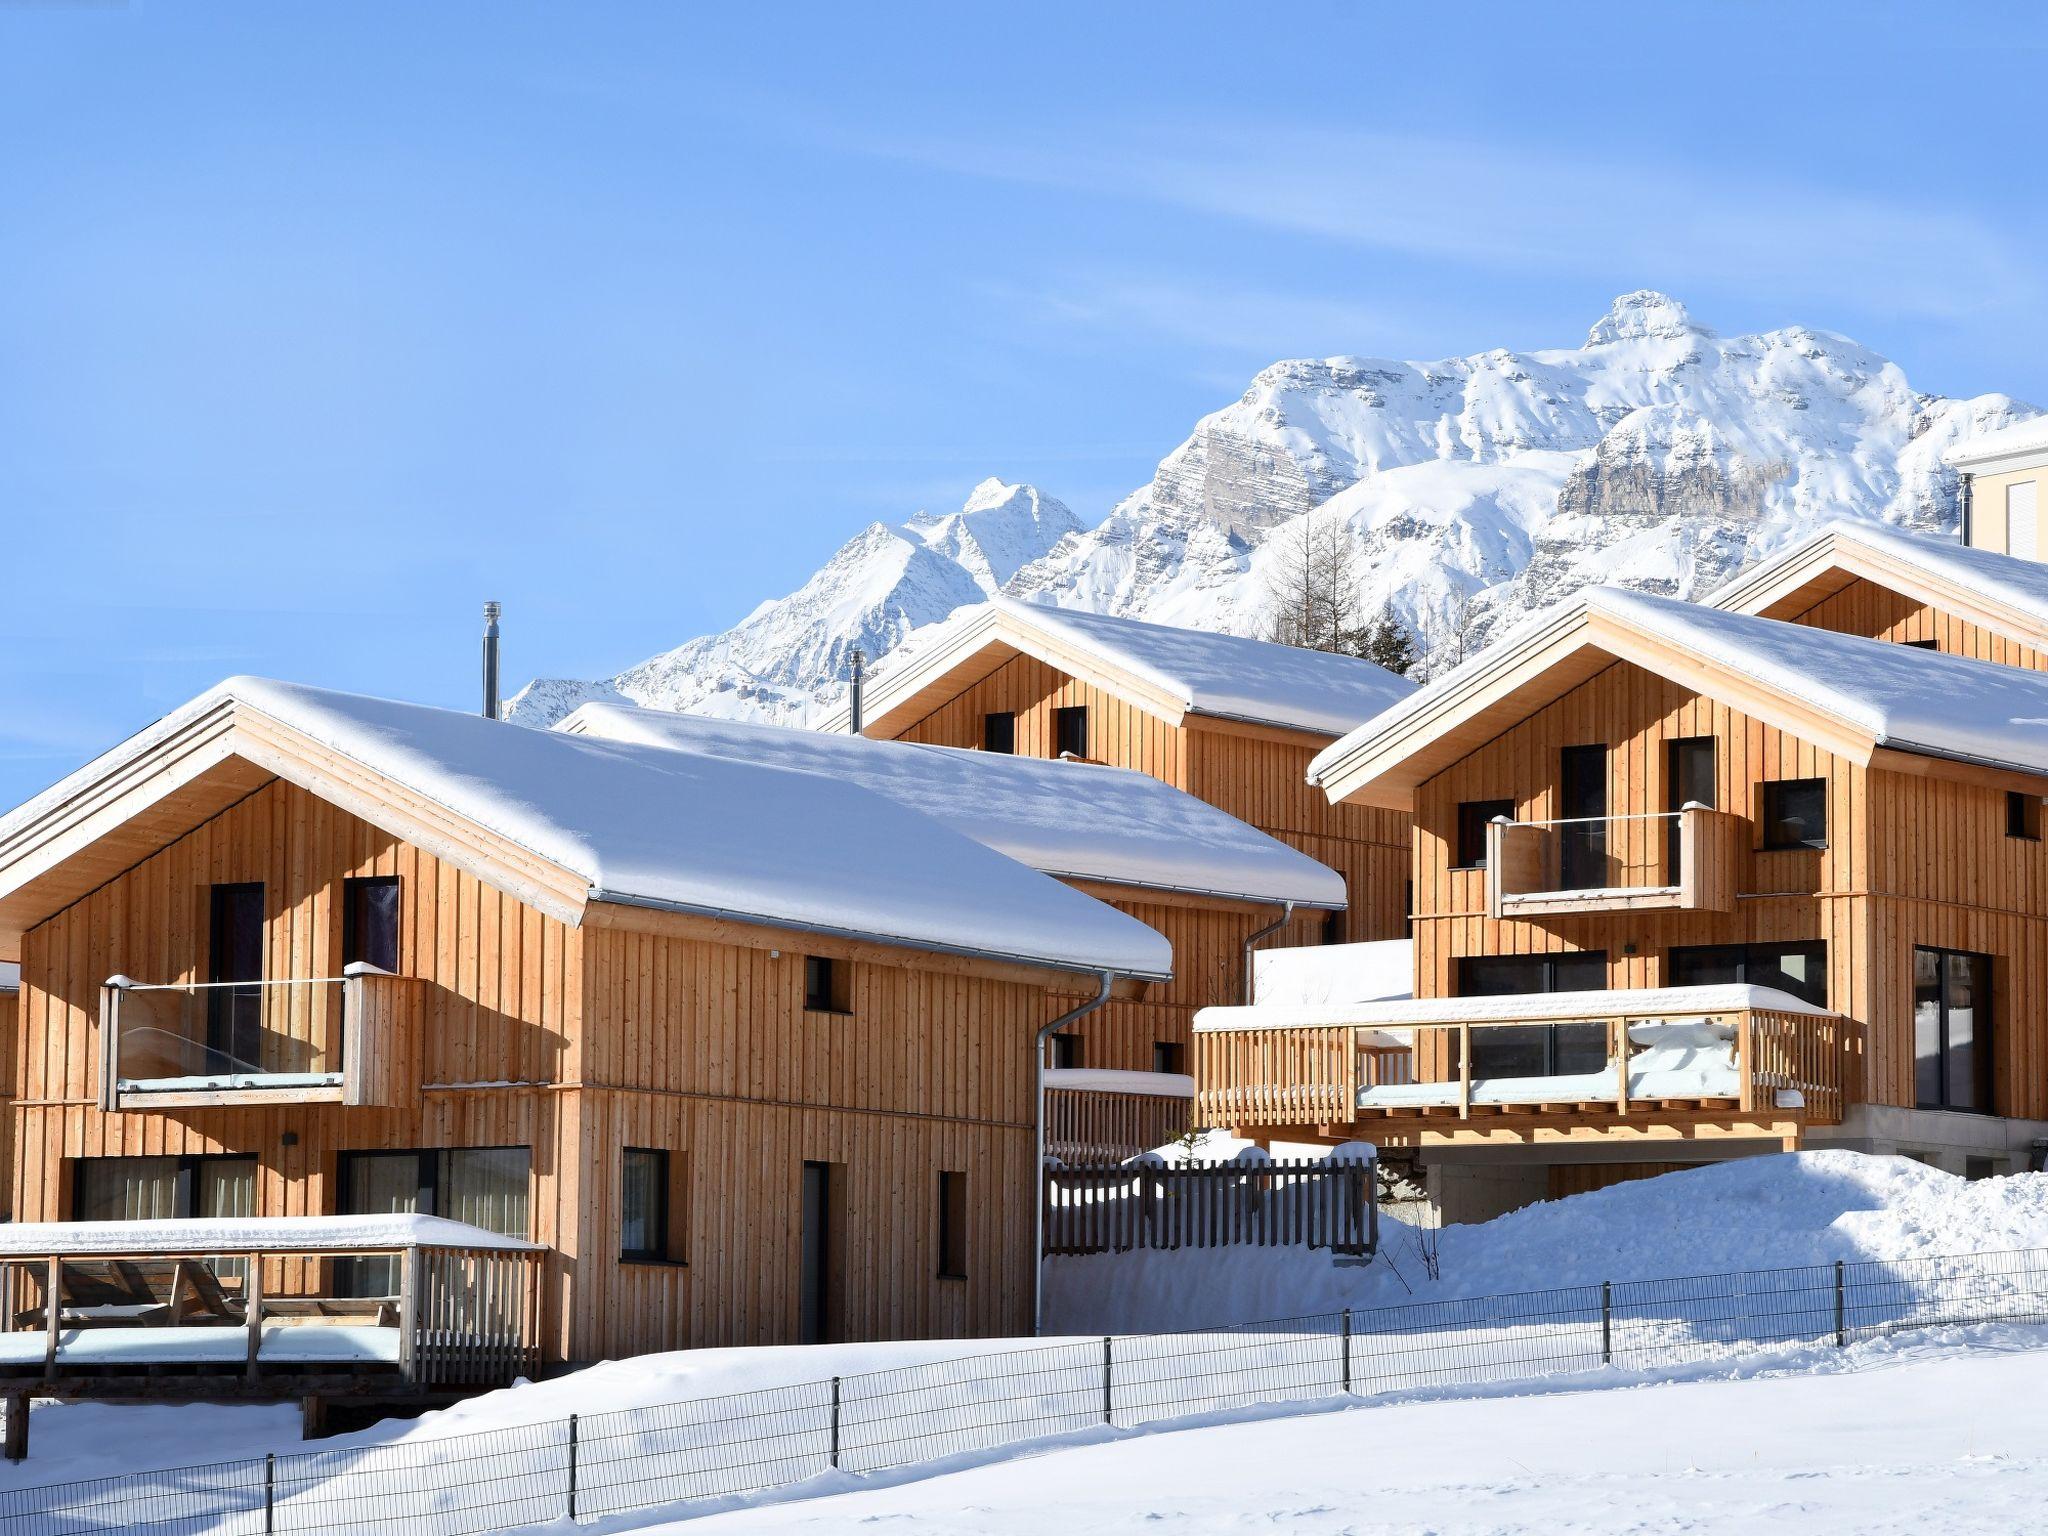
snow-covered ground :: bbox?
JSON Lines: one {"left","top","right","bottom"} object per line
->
{"left": 662, "top": 1325, "right": 2048, "bottom": 1535}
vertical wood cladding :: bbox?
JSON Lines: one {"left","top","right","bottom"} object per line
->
{"left": 1782, "top": 576, "right": 2048, "bottom": 670}
{"left": 1410, "top": 656, "right": 2048, "bottom": 1119}
{"left": 12, "top": 775, "right": 1039, "bottom": 1360}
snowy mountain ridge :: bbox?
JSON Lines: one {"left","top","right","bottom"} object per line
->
{"left": 506, "top": 293, "right": 2037, "bottom": 728}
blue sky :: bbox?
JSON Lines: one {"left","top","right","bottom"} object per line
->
{"left": 3, "top": 1, "right": 2046, "bottom": 806}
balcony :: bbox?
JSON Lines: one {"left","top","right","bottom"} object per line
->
{"left": 1486, "top": 805, "right": 1740, "bottom": 919}
{"left": 1194, "top": 985, "right": 1857, "bottom": 1148}
{"left": 98, "top": 965, "right": 420, "bottom": 1111}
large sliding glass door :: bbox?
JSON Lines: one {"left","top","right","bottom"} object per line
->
{"left": 336, "top": 1146, "right": 532, "bottom": 1296}
{"left": 1457, "top": 952, "right": 1609, "bottom": 1078}
{"left": 1915, "top": 948, "right": 1992, "bottom": 1112}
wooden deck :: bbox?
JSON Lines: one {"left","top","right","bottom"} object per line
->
{"left": 1196, "top": 995, "right": 1858, "bottom": 1150}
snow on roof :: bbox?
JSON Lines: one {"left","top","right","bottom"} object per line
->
{"left": 1944, "top": 413, "right": 2048, "bottom": 470}
{"left": 0, "top": 1213, "right": 542, "bottom": 1255}
{"left": 1710, "top": 518, "right": 2048, "bottom": 641}
{"left": 992, "top": 598, "right": 1416, "bottom": 735}
{"left": 2, "top": 678, "right": 1173, "bottom": 980}
{"left": 558, "top": 703, "right": 1345, "bottom": 909}
{"left": 1311, "top": 583, "right": 2048, "bottom": 795}
{"left": 1195, "top": 983, "right": 1828, "bottom": 1033}
{"left": 1592, "top": 588, "right": 2048, "bottom": 775}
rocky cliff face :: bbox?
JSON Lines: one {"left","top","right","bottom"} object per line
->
{"left": 509, "top": 294, "right": 2037, "bottom": 725}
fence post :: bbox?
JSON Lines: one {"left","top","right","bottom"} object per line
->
{"left": 830, "top": 1376, "right": 841, "bottom": 1470}
{"left": 1834, "top": 1259, "right": 1846, "bottom": 1347}
{"left": 1340, "top": 1309, "right": 1353, "bottom": 1394}
{"left": 1600, "top": 1281, "right": 1612, "bottom": 1366}
{"left": 1101, "top": 1336, "right": 1113, "bottom": 1426}
{"left": 264, "top": 1452, "right": 275, "bottom": 1534}
{"left": 566, "top": 1413, "right": 579, "bottom": 1520}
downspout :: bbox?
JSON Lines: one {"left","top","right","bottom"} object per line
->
{"left": 1240, "top": 901, "right": 1296, "bottom": 1005}
{"left": 1033, "top": 969, "right": 1114, "bottom": 1336}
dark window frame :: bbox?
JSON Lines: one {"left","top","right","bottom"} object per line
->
{"left": 1054, "top": 705, "right": 1089, "bottom": 759}
{"left": 1668, "top": 940, "right": 1829, "bottom": 1009}
{"left": 207, "top": 881, "right": 266, "bottom": 1073}
{"left": 334, "top": 1145, "right": 532, "bottom": 1228}
{"left": 1047, "top": 1033, "right": 1081, "bottom": 1070}
{"left": 341, "top": 875, "right": 402, "bottom": 973}
{"left": 1455, "top": 952, "right": 1609, "bottom": 1078}
{"left": 1915, "top": 945, "right": 1995, "bottom": 1114}
{"left": 937, "top": 1170, "right": 968, "bottom": 1281}
{"left": 1152, "top": 1041, "right": 1184, "bottom": 1075}
{"left": 1759, "top": 779, "right": 1828, "bottom": 851}
{"left": 982, "top": 711, "right": 1016, "bottom": 755}
{"left": 1455, "top": 800, "right": 1514, "bottom": 870}
{"left": 619, "top": 1147, "right": 680, "bottom": 1265}
{"left": 804, "top": 956, "right": 852, "bottom": 1014}
{"left": 2009, "top": 792, "right": 2042, "bottom": 842}
{"left": 1899, "top": 638, "right": 1940, "bottom": 650}
{"left": 70, "top": 1152, "right": 258, "bottom": 1222}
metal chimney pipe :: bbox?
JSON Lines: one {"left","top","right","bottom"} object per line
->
{"left": 482, "top": 602, "right": 503, "bottom": 720}
{"left": 847, "top": 646, "right": 864, "bottom": 735}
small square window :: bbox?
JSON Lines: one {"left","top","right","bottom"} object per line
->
{"left": 1152, "top": 1041, "right": 1184, "bottom": 1075}
{"left": 982, "top": 712, "right": 1016, "bottom": 754}
{"left": 1048, "top": 1033, "right": 1081, "bottom": 1070}
{"left": 1456, "top": 800, "right": 1514, "bottom": 869}
{"left": 937, "top": 1171, "right": 968, "bottom": 1280}
{"left": 1760, "top": 779, "right": 1827, "bottom": 850}
{"left": 1054, "top": 706, "right": 1089, "bottom": 759}
{"left": 804, "top": 956, "right": 851, "bottom": 1013}
{"left": 2009, "top": 791, "right": 2042, "bottom": 841}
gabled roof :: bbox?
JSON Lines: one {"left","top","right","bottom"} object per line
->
{"left": 0, "top": 678, "right": 1172, "bottom": 980}
{"left": 558, "top": 703, "right": 1346, "bottom": 909}
{"left": 841, "top": 596, "right": 1417, "bottom": 740}
{"left": 1944, "top": 415, "right": 2048, "bottom": 473}
{"left": 1309, "top": 588, "right": 2048, "bottom": 809}
{"left": 1707, "top": 518, "right": 2048, "bottom": 651}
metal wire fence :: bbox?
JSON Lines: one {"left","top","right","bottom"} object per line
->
{"left": 4, "top": 1245, "right": 2047, "bottom": 1534}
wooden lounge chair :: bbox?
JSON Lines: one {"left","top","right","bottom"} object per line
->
{"left": 13, "top": 1259, "right": 245, "bottom": 1329}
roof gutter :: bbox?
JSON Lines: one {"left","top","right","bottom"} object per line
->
{"left": 1034, "top": 969, "right": 1113, "bottom": 1336}
{"left": 585, "top": 887, "right": 1174, "bottom": 984}
{"left": 1039, "top": 867, "right": 1343, "bottom": 912}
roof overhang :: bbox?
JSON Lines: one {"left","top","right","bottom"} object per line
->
{"left": 1308, "top": 595, "right": 2048, "bottom": 811}
{"left": 0, "top": 696, "right": 592, "bottom": 952}
{"left": 1707, "top": 526, "right": 2048, "bottom": 653}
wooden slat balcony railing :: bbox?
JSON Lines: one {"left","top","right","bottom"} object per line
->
{"left": 1486, "top": 805, "right": 1741, "bottom": 918}
{"left": 1194, "top": 989, "right": 1858, "bottom": 1144}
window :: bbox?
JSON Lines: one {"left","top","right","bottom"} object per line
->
{"left": 1966, "top": 1156, "right": 2000, "bottom": 1181}
{"left": 1456, "top": 952, "right": 1608, "bottom": 1078}
{"left": 2010, "top": 792, "right": 2042, "bottom": 841}
{"left": 1456, "top": 800, "right": 1514, "bottom": 869}
{"left": 1665, "top": 736, "right": 1716, "bottom": 876}
{"left": 342, "top": 876, "right": 401, "bottom": 973}
{"left": 1669, "top": 941, "right": 1828, "bottom": 1009}
{"left": 982, "top": 711, "right": 1016, "bottom": 755}
{"left": 937, "top": 1171, "right": 968, "bottom": 1280}
{"left": 207, "top": 882, "right": 265, "bottom": 1074}
{"left": 72, "top": 1154, "right": 257, "bottom": 1223}
{"left": 1915, "top": 947, "right": 1993, "bottom": 1113}
{"left": 1899, "top": 638, "right": 1939, "bottom": 650}
{"left": 337, "top": 1146, "right": 532, "bottom": 1294}
{"left": 1760, "top": 779, "right": 1827, "bottom": 850}
{"left": 1321, "top": 909, "right": 1345, "bottom": 946}
{"left": 1054, "top": 706, "right": 1089, "bottom": 759}
{"left": 1047, "top": 1033, "right": 1081, "bottom": 1069}
{"left": 1558, "top": 745, "right": 1609, "bottom": 890}
{"left": 1152, "top": 1041, "right": 1184, "bottom": 1075}
{"left": 621, "top": 1148, "right": 684, "bottom": 1264}
{"left": 804, "top": 956, "right": 851, "bottom": 1013}
{"left": 2009, "top": 480, "right": 2038, "bottom": 561}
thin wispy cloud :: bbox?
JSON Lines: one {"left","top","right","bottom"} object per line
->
{"left": 846, "top": 121, "right": 2035, "bottom": 321}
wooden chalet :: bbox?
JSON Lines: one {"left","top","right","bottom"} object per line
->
{"left": 0, "top": 677, "right": 1173, "bottom": 1373}
{"left": 834, "top": 595, "right": 1418, "bottom": 948}
{"left": 1197, "top": 587, "right": 2048, "bottom": 1217}
{"left": 559, "top": 702, "right": 1347, "bottom": 1158}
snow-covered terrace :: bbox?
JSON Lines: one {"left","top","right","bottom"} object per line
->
{"left": 1193, "top": 984, "right": 1855, "bottom": 1142}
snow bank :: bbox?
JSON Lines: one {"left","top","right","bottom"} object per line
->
{"left": 1044, "top": 1152, "right": 2048, "bottom": 1333}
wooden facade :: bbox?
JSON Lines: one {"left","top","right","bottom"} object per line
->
{"left": 877, "top": 650, "right": 1406, "bottom": 1072}
{"left": 10, "top": 775, "right": 1059, "bottom": 1363}
{"left": 1778, "top": 575, "right": 2048, "bottom": 670}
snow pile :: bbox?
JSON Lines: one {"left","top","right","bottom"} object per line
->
{"left": 1252, "top": 939, "right": 1411, "bottom": 1007}
{"left": 1044, "top": 1152, "right": 2048, "bottom": 1333}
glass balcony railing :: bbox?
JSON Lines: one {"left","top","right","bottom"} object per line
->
{"left": 103, "top": 976, "right": 346, "bottom": 1095}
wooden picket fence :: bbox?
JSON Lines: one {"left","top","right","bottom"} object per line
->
{"left": 1043, "top": 1158, "right": 1377, "bottom": 1256}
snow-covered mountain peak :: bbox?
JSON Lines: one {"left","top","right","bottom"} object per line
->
{"left": 1584, "top": 290, "right": 1706, "bottom": 347}
{"left": 906, "top": 479, "right": 1081, "bottom": 593}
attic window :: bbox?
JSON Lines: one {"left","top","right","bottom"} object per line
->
{"left": 804, "top": 956, "right": 852, "bottom": 1014}
{"left": 1760, "top": 779, "right": 1827, "bottom": 850}
{"left": 1054, "top": 706, "right": 1089, "bottom": 759}
{"left": 983, "top": 712, "right": 1016, "bottom": 754}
